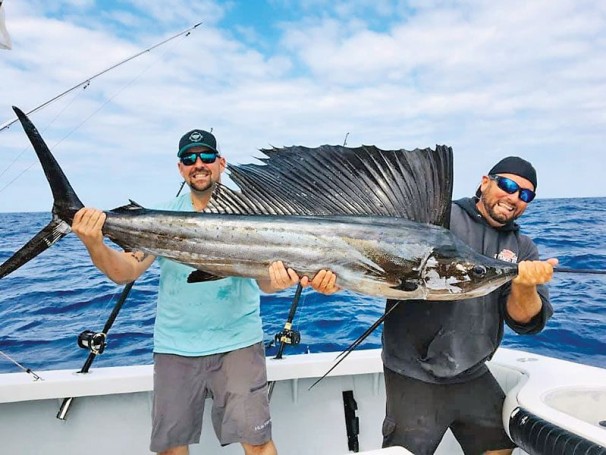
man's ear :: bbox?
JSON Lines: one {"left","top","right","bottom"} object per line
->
{"left": 177, "top": 161, "right": 186, "bottom": 178}
{"left": 479, "top": 175, "right": 491, "bottom": 195}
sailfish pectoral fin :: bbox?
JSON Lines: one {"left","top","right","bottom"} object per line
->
{"left": 0, "top": 214, "right": 71, "bottom": 279}
{"left": 392, "top": 278, "right": 420, "bottom": 292}
{"left": 187, "top": 270, "right": 226, "bottom": 283}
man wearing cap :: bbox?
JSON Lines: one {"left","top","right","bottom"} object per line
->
{"left": 71, "top": 129, "right": 338, "bottom": 455}
{"left": 381, "top": 156, "right": 558, "bottom": 455}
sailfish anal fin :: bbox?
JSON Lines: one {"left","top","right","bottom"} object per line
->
{"left": 206, "top": 144, "right": 453, "bottom": 228}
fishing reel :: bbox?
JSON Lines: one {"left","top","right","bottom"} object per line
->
{"left": 274, "top": 328, "right": 301, "bottom": 346}
{"left": 77, "top": 330, "right": 107, "bottom": 355}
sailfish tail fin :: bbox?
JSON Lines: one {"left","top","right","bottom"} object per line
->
{"left": 12, "top": 106, "right": 84, "bottom": 217}
{"left": 0, "top": 214, "right": 71, "bottom": 278}
{"left": 0, "top": 107, "right": 84, "bottom": 279}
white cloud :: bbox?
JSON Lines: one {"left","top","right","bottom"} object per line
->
{"left": 0, "top": 0, "right": 605, "bottom": 213}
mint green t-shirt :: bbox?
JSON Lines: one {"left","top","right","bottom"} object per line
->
{"left": 153, "top": 193, "right": 263, "bottom": 356}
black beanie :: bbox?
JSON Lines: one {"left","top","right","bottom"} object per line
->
{"left": 488, "top": 156, "right": 537, "bottom": 189}
{"left": 476, "top": 156, "right": 537, "bottom": 198}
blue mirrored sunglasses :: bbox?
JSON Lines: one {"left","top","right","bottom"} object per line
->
{"left": 489, "top": 175, "right": 536, "bottom": 203}
{"left": 179, "top": 151, "right": 218, "bottom": 166}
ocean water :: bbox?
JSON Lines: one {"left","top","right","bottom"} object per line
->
{"left": 0, "top": 197, "right": 605, "bottom": 375}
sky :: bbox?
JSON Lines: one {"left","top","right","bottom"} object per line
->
{"left": 0, "top": 0, "right": 605, "bottom": 213}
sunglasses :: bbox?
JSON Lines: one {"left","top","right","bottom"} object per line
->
{"left": 179, "top": 151, "right": 219, "bottom": 166}
{"left": 489, "top": 175, "right": 536, "bottom": 203}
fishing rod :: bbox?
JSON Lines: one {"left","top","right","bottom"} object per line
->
{"left": 274, "top": 283, "right": 304, "bottom": 359}
{"left": 56, "top": 155, "right": 194, "bottom": 420}
{"left": 0, "top": 21, "right": 202, "bottom": 132}
{"left": 0, "top": 350, "right": 43, "bottom": 381}
{"left": 308, "top": 301, "right": 400, "bottom": 391}
{"left": 308, "top": 264, "right": 606, "bottom": 390}
{"left": 342, "top": 132, "right": 349, "bottom": 146}
{"left": 268, "top": 283, "right": 304, "bottom": 400}
{"left": 56, "top": 281, "right": 135, "bottom": 420}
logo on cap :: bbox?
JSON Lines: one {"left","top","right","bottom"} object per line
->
{"left": 189, "top": 131, "right": 203, "bottom": 142}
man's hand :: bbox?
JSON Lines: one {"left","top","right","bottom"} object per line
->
{"left": 259, "top": 262, "right": 340, "bottom": 295}
{"left": 260, "top": 260, "right": 300, "bottom": 293}
{"left": 303, "top": 269, "right": 340, "bottom": 295}
{"left": 71, "top": 207, "right": 154, "bottom": 284}
{"left": 508, "top": 257, "right": 558, "bottom": 324}
{"left": 513, "top": 258, "right": 558, "bottom": 287}
{"left": 72, "top": 208, "right": 106, "bottom": 247}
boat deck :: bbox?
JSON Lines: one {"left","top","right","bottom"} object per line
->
{"left": 0, "top": 348, "right": 605, "bottom": 454}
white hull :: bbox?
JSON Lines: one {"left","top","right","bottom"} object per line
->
{"left": 0, "top": 348, "right": 605, "bottom": 454}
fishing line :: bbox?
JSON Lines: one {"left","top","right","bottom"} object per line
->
{"left": 87, "top": 281, "right": 128, "bottom": 330}
{"left": 0, "top": 349, "right": 43, "bottom": 381}
{"left": 0, "top": 22, "right": 202, "bottom": 133}
{"left": 554, "top": 267, "right": 606, "bottom": 275}
{"left": 0, "top": 86, "right": 92, "bottom": 193}
{"left": 0, "top": 22, "right": 202, "bottom": 195}
{"left": 28, "top": 28, "right": 188, "bottom": 154}
{"left": 0, "top": 84, "right": 89, "bottom": 183}
{"left": 47, "top": 29, "right": 188, "bottom": 145}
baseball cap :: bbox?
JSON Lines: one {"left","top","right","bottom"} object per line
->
{"left": 178, "top": 129, "right": 218, "bottom": 156}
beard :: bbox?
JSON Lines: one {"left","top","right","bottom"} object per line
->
{"left": 188, "top": 178, "right": 213, "bottom": 193}
{"left": 480, "top": 196, "right": 520, "bottom": 225}
{"left": 186, "top": 168, "right": 216, "bottom": 193}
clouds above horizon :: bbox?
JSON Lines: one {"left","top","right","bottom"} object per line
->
{"left": 0, "top": 0, "right": 604, "bottom": 212}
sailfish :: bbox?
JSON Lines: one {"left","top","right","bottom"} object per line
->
{"left": 0, "top": 106, "right": 519, "bottom": 300}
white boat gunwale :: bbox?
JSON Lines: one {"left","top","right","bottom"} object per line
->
{"left": 1, "top": 347, "right": 605, "bottom": 454}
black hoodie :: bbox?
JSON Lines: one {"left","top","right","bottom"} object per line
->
{"left": 381, "top": 197, "right": 553, "bottom": 384}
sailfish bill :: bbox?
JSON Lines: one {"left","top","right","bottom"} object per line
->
{"left": 1, "top": 106, "right": 518, "bottom": 300}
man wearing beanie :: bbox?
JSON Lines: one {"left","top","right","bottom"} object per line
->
{"left": 382, "top": 156, "right": 557, "bottom": 455}
{"left": 71, "top": 129, "right": 338, "bottom": 455}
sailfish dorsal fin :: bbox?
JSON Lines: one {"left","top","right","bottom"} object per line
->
{"left": 206, "top": 144, "right": 453, "bottom": 228}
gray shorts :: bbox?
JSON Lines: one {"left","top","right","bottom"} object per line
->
{"left": 150, "top": 342, "right": 272, "bottom": 453}
{"left": 382, "top": 367, "right": 516, "bottom": 455}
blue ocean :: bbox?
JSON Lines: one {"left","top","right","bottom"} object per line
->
{"left": 0, "top": 197, "right": 605, "bottom": 375}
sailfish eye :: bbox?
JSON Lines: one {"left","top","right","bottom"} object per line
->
{"left": 472, "top": 265, "right": 487, "bottom": 277}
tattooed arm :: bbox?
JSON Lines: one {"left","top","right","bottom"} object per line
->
{"left": 72, "top": 208, "right": 156, "bottom": 284}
